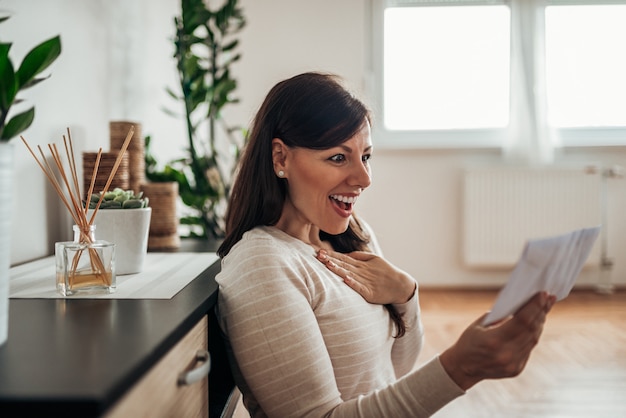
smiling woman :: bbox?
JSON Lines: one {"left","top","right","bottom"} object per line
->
{"left": 217, "top": 72, "right": 375, "bottom": 257}
{"left": 213, "top": 72, "right": 555, "bottom": 418}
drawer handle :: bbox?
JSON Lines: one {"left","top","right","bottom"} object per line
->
{"left": 178, "top": 350, "right": 211, "bottom": 386}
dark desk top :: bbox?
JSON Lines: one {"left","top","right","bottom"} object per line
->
{"left": 0, "top": 241, "right": 222, "bottom": 417}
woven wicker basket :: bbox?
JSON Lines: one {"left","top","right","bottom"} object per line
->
{"left": 140, "top": 182, "right": 180, "bottom": 250}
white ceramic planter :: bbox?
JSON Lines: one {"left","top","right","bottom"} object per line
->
{"left": 0, "top": 142, "right": 14, "bottom": 346}
{"left": 88, "top": 207, "right": 152, "bottom": 275}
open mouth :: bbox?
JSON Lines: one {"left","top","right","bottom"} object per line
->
{"left": 329, "top": 194, "right": 357, "bottom": 212}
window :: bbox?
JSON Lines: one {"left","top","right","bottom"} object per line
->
{"left": 545, "top": 3, "right": 626, "bottom": 131}
{"left": 384, "top": 4, "right": 510, "bottom": 131}
{"left": 370, "top": 0, "right": 626, "bottom": 150}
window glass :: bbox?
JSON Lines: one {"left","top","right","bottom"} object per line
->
{"left": 545, "top": 5, "right": 626, "bottom": 128}
{"left": 383, "top": 5, "right": 510, "bottom": 130}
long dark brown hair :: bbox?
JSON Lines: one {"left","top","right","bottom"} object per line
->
{"left": 218, "top": 72, "right": 406, "bottom": 337}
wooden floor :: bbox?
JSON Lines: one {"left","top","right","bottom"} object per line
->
{"left": 232, "top": 288, "right": 626, "bottom": 417}
{"left": 418, "top": 288, "right": 626, "bottom": 418}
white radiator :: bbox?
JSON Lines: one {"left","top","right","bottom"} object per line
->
{"left": 463, "top": 166, "right": 603, "bottom": 268}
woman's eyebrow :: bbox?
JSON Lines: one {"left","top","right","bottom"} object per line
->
{"left": 338, "top": 145, "right": 372, "bottom": 153}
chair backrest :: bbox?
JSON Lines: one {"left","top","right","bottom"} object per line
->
{"left": 208, "top": 305, "right": 242, "bottom": 418}
{"left": 219, "top": 386, "right": 242, "bottom": 418}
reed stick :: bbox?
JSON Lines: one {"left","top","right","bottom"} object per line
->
{"left": 64, "top": 129, "right": 83, "bottom": 214}
{"left": 84, "top": 149, "right": 102, "bottom": 217}
{"left": 88, "top": 126, "right": 134, "bottom": 225}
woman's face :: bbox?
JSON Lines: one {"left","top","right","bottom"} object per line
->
{"left": 274, "top": 121, "right": 372, "bottom": 241}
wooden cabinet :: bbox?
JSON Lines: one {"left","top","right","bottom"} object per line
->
{"left": 0, "top": 246, "right": 222, "bottom": 417}
{"left": 106, "top": 316, "right": 209, "bottom": 418}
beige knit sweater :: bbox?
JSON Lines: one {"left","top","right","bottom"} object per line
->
{"left": 216, "top": 226, "right": 464, "bottom": 417}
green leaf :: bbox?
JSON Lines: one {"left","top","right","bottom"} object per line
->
{"left": 16, "top": 35, "right": 61, "bottom": 88}
{"left": 180, "top": 216, "right": 201, "bottom": 225}
{"left": 182, "top": 0, "right": 208, "bottom": 34}
{"left": 227, "top": 53, "right": 242, "bottom": 65}
{"left": 165, "top": 87, "right": 181, "bottom": 100}
{"left": 221, "top": 39, "right": 239, "bottom": 52}
{"left": 0, "top": 43, "right": 12, "bottom": 62}
{"left": 160, "top": 106, "right": 180, "bottom": 118}
{"left": 0, "top": 43, "right": 17, "bottom": 111}
{"left": 1, "top": 107, "right": 34, "bottom": 140}
{"left": 20, "top": 75, "right": 51, "bottom": 90}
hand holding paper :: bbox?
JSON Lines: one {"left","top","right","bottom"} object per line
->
{"left": 483, "top": 226, "right": 601, "bottom": 326}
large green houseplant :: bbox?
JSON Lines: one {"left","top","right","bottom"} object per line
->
{"left": 0, "top": 15, "right": 61, "bottom": 346}
{"left": 147, "top": 0, "right": 246, "bottom": 240}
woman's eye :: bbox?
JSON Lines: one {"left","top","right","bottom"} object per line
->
{"left": 362, "top": 154, "right": 372, "bottom": 162}
{"left": 329, "top": 154, "right": 346, "bottom": 163}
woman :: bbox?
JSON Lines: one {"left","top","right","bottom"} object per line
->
{"left": 216, "top": 72, "right": 554, "bottom": 417}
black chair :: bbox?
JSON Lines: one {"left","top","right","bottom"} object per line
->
{"left": 218, "top": 386, "right": 242, "bottom": 418}
{"left": 208, "top": 306, "right": 242, "bottom": 418}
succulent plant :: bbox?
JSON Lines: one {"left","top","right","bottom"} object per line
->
{"left": 87, "top": 188, "right": 149, "bottom": 210}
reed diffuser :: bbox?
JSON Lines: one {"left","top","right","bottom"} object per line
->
{"left": 21, "top": 127, "right": 134, "bottom": 296}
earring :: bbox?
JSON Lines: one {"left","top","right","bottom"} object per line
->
{"left": 278, "top": 170, "right": 285, "bottom": 178}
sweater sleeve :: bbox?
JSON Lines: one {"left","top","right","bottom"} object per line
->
{"left": 341, "top": 357, "right": 465, "bottom": 418}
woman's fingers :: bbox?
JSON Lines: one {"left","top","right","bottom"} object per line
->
{"left": 316, "top": 249, "right": 350, "bottom": 279}
{"left": 440, "top": 291, "right": 556, "bottom": 390}
{"left": 315, "top": 249, "right": 416, "bottom": 304}
{"left": 316, "top": 250, "right": 372, "bottom": 299}
{"left": 342, "top": 274, "right": 373, "bottom": 301}
{"left": 500, "top": 292, "right": 554, "bottom": 342}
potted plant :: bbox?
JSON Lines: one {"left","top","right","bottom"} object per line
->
{"left": 0, "top": 15, "right": 61, "bottom": 345}
{"left": 0, "top": 17, "right": 61, "bottom": 142}
{"left": 87, "top": 188, "right": 152, "bottom": 275}
{"left": 152, "top": 0, "right": 246, "bottom": 240}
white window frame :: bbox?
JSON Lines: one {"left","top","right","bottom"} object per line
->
{"left": 367, "top": 0, "right": 626, "bottom": 150}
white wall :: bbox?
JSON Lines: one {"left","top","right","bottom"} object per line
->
{"left": 5, "top": 0, "right": 626, "bottom": 288}
{"left": 5, "top": 0, "right": 183, "bottom": 262}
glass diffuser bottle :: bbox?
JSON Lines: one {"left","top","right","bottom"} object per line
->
{"left": 55, "top": 224, "right": 116, "bottom": 296}
{"left": 22, "top": 126, "right": 134, "bottom": 297}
